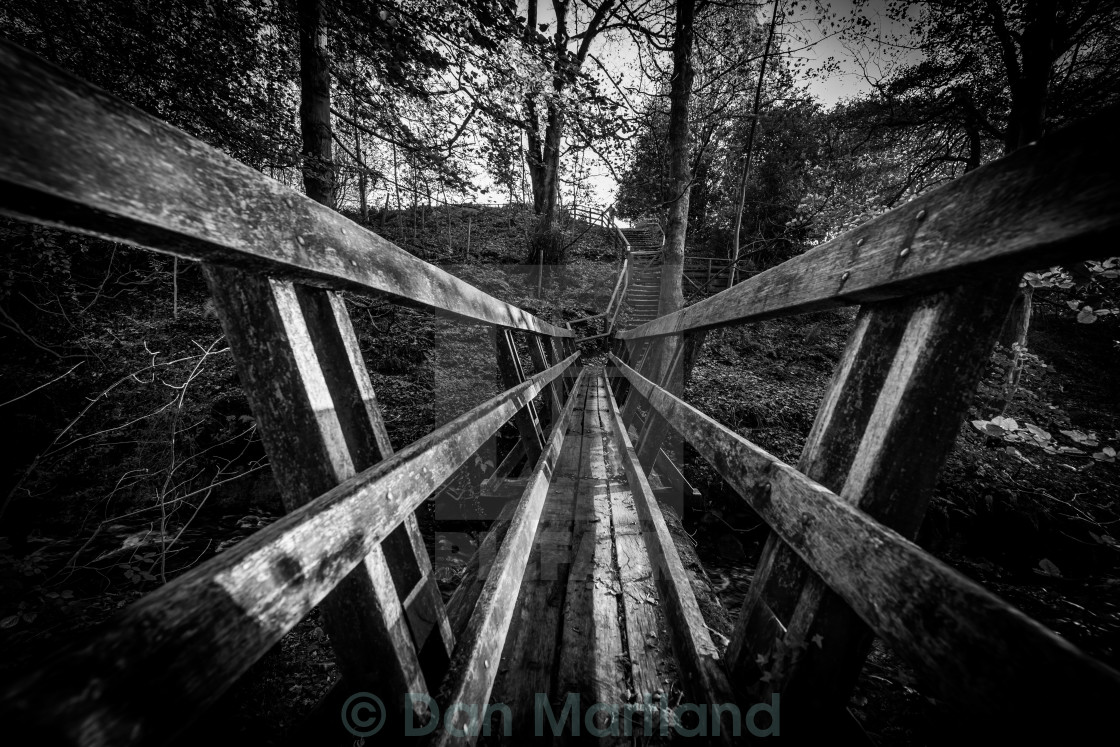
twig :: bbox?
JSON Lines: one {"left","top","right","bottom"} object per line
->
{"left": 0, "top": 362, "right": 83, "bottom": 408}
{"left": 0, "top": 305, "right": 62, "bottom": 358}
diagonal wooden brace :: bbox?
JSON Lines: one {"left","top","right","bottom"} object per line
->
{"left": 204, "top": 267, "right": 455, "bottom": 714}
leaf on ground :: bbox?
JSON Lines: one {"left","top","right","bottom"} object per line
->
{"left": 1060, "top": 429, "right": 1098, "bottom": 446}
{"left": 1036, "top": 558, "right": 1062, "bottom": 577}
{"left": 1004, "top": 446, "right": 1036, "bottom": 466}
{"left": 991, "top": 416, "right": 1019, "bottom": 431}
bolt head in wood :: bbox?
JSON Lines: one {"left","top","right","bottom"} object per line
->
{"left": 856, "top": 237, "right": 865, "bottom": 246}
{"left": 900, "top": 246, "right": 911, "bottom": 258}
{"left": 916, "top": 209, "right": 927, "bottom": 221}
{"left": 841, "top": 271, "right": 851, "bottom": 282}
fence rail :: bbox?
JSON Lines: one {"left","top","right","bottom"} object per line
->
{"left": 3, "top": 38, "right": 1119, "bottom": 745}
{"left": 608, "top": 355, "right": 1120, "bottom": 721}
{"left": 620, "top": 105, "right": 1120, "bottom": 340}
{"left": 0, "top": 42, "right": 571, "bottom": 339}
{"left": 607, "top": 103, "right": 1120, "bottom": 738}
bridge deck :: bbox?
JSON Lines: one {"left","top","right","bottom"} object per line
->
{"left": 487, "top": 370, "right": 687, "bottom": 737}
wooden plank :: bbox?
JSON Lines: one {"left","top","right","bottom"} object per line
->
{"left": 444, "top": 503, "right": 517, "bottom": 640}
{"left": 429, "top": 370, "right": 587, "bottom": 745}
{"left": 554, "top": 375, "right": 628, "bottom": 737}
{"left": 547, "top": 338, "right": 571, "bottom": 400}
{"left": 495, "top": 329, "right": 545, "bottom": 463}
{"left": 598, "top": 384, "right": 681, "bottom": 717}
{"left": 618, "top": 106, "right": 1120, "bottom": 340}
{"left": 602, "top": 371, "right": 737, "bottom": 744}
{"left": 529, "top": 334, "right": 563, "bottom": 430}
{"left": 553, "top": 379, "right": 631, "bottom": 743}
{"left": 487, "top": 397, "right": 586, "bottom": 738}
{"left": 652, "top": 448, "right": 700, "bottom": 504}
{"left": 477, "top": 440, "right": 526, "bottom": 500}
{"left": 613, "top": 523, "right": 670, "bottom": 700}
{"left": 293, "top": 284, "right": 454, "bottom": 679}
{"left": 0, "top": 352, "right": 578, "bottom": 747}
{"left": 609, "top": 354, "right": 1120, "bottom": 728}
{"left": 728, "top": 281, "right": 1024, "bottom": 734}
{"left": 0, "top": 41, "right": 571, "bottom": 338}
{"left": 203, "top": 270, "right": 428, "bottom": 726}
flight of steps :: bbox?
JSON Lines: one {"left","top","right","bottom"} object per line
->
{"left": 625, "top": 268, "right": 661, "bottom": 325}
{"left": 620, "top": 223, "right": 663, "bottom": 252}
{"left": 620, "top": 223, "right": 663, "bottom": 329}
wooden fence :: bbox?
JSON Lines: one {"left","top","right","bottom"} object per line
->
{"left": 0, "top": 40, "right": 578, "bottom": 745}
{"left": 2, "top": 37, "right": 1119, "bottom": 744}
{"left": 611, "top": 102, "right": 1120, "bottom": 735}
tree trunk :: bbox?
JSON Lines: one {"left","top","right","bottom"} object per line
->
{"left": 523, "top": 0, "right": 547, "bottom": 214}
{"left": 353, "top": 98, "right": 368, "bottom": 223}
{"left": 658, "top": 0, "right": 696, "bottom": 325}
{"left": 392, "top": 144, "right": 400, "bottom": 222}
{"left": 297, "top": 0, "right": 332, "bottom": 208}
{"left": 524, "top": 0, "right": 570, "bottom": 235}
{"left": 998, "top": 0, "right": 1057, "bottom": 359}
{"left": 541, "top": 103, "right": 564, "bottom": 226}
{"left": 728, "top": 0, "right": 781, "bottom": 288}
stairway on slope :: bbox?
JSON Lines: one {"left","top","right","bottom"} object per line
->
{"left": 619, "top": 222, "right": 664, "bottom": 330}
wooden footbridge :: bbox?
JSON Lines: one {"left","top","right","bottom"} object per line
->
{"left": 2, "top": 41, "right": 1120, "bottom": 744}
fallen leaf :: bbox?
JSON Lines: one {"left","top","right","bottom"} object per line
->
{"left": 1036, "top": 558, "right": 1062, "bottom": 577}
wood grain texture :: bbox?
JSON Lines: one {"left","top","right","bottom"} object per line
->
{"left": 0, "top": 352, "right": 577, "bottom": 747}
{"left": 729, "top": 281, "right": 1020, "bottom": 733}
{"left": 529, "top": 334, "right": 564, "bottom": 430}
{"left": 0, "top": 41, "right": 571, "bottom": 338}
{"left": 291, "top": 282, "right": 455, "bottom": 681}
{"left": 495, "top": 329, "right": 545, "bottom": 463}
{"left": 603, "top": 372, "right": 737, "bottom": 744}
{"left": 429, "top": 370, "right": 587, "bottom": 745}
{"left": 609, "top": 355, "right": 1120, "bottom": 728}
{"left": 555, "top": 376, "right": 628, "bottom": 740}
{"left": 488, "top": 429, "right": 583, "bottom": 738}
{"left": 206, "top": 270, "right": 428, "bottom": 722}
{"left": 618, "top": 105, "right": 1120, "bottom": 340}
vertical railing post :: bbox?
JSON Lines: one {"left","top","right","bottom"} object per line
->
{"left": 203, "top": 268, "right": 456, "bottom": 732}
{"left": 494, "top": 327, "right": 545, "bottom": 464}
{"left": 528, "top": 333, "right": 564, "bottom": 431}
{"left": 725, "top": 279, "right": 1021, "bottom": 735}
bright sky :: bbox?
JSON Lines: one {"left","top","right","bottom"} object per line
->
{"left": 468, "top": 1, "right": 920, "bottom": 206}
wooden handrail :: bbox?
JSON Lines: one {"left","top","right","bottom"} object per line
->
{"left": 1, "top": 353, "right": 579, "bottom": 746}
{"left": 608, "top": 354, "right": 1120, "bottom": 722}
{"left": 431, "top": 369, "right": 588, "bottom": 744}
{"left": 0, "top": 41, "right": 571, "bottom": 339}
{"left": 568, "top": 258, "right": 629, "bottom": 325}
{"left": 602, "top": 372, "right": 737, "bottom": 743}
{"left": 618, "top": 105, "right": 1120, "bottom": 340}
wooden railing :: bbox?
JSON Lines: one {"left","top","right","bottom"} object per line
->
{"left": 569, "top": 210, "right": 632, "bottom": 342}
{"left": 564, "top": 202, "right": 611, "bottom": 228}
{"left": 609, "top": 103, "right": 1120, "bottom": 734}
{"left": 0, "top": 40, "right": 580, "bottom": 745}
{"left": 682, "top": 256, "right": 758, "bottom": 300}
{"left": 3, "top": 36, "right": 1120, "bottom": 743}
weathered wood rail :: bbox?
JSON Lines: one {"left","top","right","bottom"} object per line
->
{"left": 611, "top": 103, "right": 1120, "bottom": 738}
{"left": 2, "top": 38, "right": 1120, "bottom": 745}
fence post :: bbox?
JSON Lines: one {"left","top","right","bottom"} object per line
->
{"left": 725, "top": 279, "right": 1021, "bottom": 735}
{"left": 495, "top": 327, "right": 545, "bottom": 464}
{"left": 203, "top": 267, "right": 456, "bottom": 731}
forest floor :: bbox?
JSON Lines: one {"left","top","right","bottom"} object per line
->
{"left": 1, "top": 205, "right": 1117, "bottom": 744}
